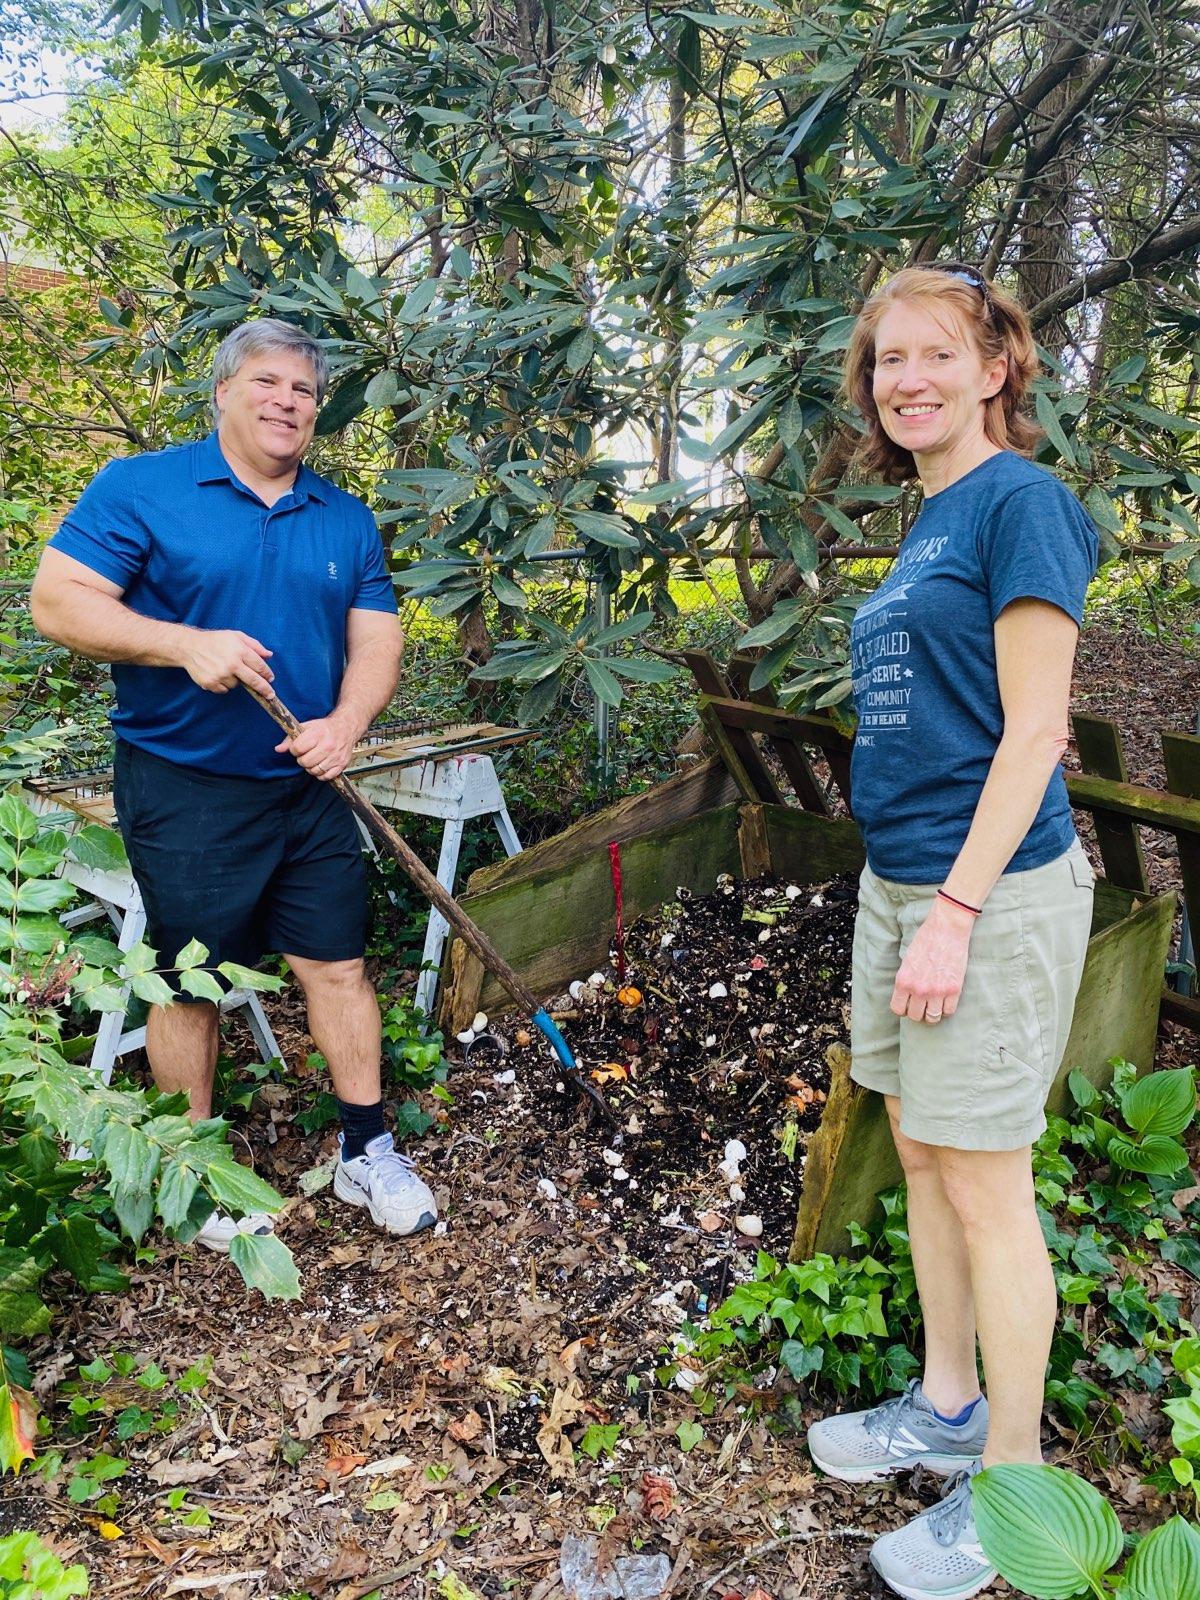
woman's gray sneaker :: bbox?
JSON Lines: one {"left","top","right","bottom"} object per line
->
{"left": 869, "top": 1464, "right": 996, "bottom": 1600}
{"left": 806, "top": 1381, "right": 988, "bottom": 1483}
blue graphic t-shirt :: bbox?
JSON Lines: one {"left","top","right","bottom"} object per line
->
{"left": 849, "top": 451, "right": 1098, "bottom": 883}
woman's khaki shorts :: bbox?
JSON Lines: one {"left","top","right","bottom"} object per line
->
{"left": 849, "top": 842, "right": 1095, "bottom": 1150}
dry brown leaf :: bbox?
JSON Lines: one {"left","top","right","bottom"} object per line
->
{"left": 145, "top": 1447, "right": 239, "bottom": 1487}
{"left": 535, "top": 1379, "right": 583, "bottom": 1478}
{"left": 297, "top": 1384, "right": 344, "bottom": 1441}
{"left": 447, "top": 1409, "right": 484, "bottom": 1444}
{"left": 321, "top": 1452, "right": 368, "bottom": 1480}
{"left": 640, "top": 1471, "right": 674, "bottom": 1521}
{"left": 699, "top": 1211, "right": 724, "bottom": 1233}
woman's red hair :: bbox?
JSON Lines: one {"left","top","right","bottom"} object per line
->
{"left": 842, "top": 267, "right": 1041, "bottom": 484}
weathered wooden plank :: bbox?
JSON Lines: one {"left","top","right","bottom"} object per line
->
{"left": 703, "top": 696, "right": 855, "bottom": 813}
{"left": 464, "top": 756, "right": 741, "bottom": 896}
{"left": 737, "top": 804, "right": 771, "bottom": 879}
{"left": 440, "top": 804, "right": 745, "bottom": 1027}
{"left": 797, "top": 889, "right": 1176, "bottom": 1256}
{"left": 697, "top": 699, "right": 772, "bottom": 804}
{"left": 790, "top": 1043, "right": 888, "bottom": 1263}
{"left": 1046, "top": 888, "right": 1176, "bottom": 1115}
{"left": 1161, "top": 989, "right": 1200, "bottom": 1031}
{"left": 1092, "top": 879, "right": 1139, "bottom": 933}
{"left": 1072, "top": 715, "right": 1150, "bottom": 893}
{"left": 1065, "top": 772, "right": 1200, "bottom": 836}
{"left": 725, "top": 655, "right": 831, "bottom": 815}
{"left": 1162, "top": 731, "right": 1200, "bottom": 989}
{"left": 680, "top": 654, "right": 786, "bottom": 805}
{"left": 763, "top": 803, "right": 867, "bottom": 882}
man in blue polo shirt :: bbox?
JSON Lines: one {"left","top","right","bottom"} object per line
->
{"left": 31, "top": 318, "right": 438, "bottom": 1253}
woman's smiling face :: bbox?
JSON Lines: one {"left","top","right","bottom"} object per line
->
{"left": 871, "top": 298, "right": 1007, "bottom": 465}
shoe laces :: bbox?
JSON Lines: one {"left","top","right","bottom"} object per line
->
{"left": 864, "top": 1383, "right": 924, "bottom": 1449}
{"left": 928, "top": 1468, "right": 977, "bottom": 1548}
{"left": 363, "top": 1144, "right": 422, "bottom": 1195}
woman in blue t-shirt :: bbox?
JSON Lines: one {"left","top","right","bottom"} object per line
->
{"left": 805, "top": 265, "right": 1099, "bottom": 1600}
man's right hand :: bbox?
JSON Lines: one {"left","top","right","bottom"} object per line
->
{"left": 180, "top": 629, "right": 275, "bottom": 695}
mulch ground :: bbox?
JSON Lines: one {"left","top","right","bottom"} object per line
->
{"left": 6, "top": 614, "right": 1199, "bottom": 1600}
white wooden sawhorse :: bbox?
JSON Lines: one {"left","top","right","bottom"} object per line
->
{"left": 353, "top": 752, "right": 522, "bottom": 1020}
{"left": 26, "top": 800, "right": 284, "bottom": 1085}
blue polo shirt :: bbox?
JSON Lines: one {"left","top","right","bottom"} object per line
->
{"left": 49, "top": 431, "right": 398, "bottom": 778}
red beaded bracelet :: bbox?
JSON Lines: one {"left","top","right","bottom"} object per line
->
{"left": 938, "top": 888, "right": 983, "bottom": 916}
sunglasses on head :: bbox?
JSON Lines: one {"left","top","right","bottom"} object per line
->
{"left": 917, "top": 260, "right": 993, "bottom": 306}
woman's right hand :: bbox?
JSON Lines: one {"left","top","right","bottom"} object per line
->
{"left": 889, "top": 896, "right": 976, "bottom": 1024}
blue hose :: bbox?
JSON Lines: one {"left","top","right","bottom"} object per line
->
{"left": 532, "top": 1007, "right": 578, "bottom": 1071}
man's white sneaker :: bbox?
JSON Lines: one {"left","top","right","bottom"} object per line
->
{"left": 333, "top": 1132, "right": 437, "bottom": 1236}
{"left": 195, "top": 1210, "right": 276, "bottom": 1254}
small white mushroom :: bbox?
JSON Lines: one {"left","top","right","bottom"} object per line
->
{"left": 735, "top": 1214, "right": 763, "bottom": 1238}
{"left": 588, "top": 971, "right": 607, "bottom": 988}
{"left": 456, "top": 1029, "right": 476, "bottom": 1045}
{"left": 785, "top": 884, "right": 801, "bottom": 899}
{"left": 568, "top": 980, "right": 587, "bottom": 1002}
{"left": 810, "top": 892, "right": 825, "bottom": 907}
{"left": 717, "top": 1158, "right": 741, "bottom": 1185}
{"left": 493, "top": 1068, "right": 516, "bottom": 1085}
{"left": 724, "top": 1139, "right": 748, "bottom": 1164}
{"left": 471, "top": 1011, "right": 488, "bottom": 1032}
{"left": 708, "top": 982, "right": 728, "bottom": 999}
{"left": 729, "top": 1182, "right": 746, "bottom": 1205}
{"left": 537, "top": 1178, "right": 558, "bottom": 1201}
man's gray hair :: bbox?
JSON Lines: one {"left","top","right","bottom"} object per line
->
{"left": 210, "top": 318, "right": 329, "bottom": 419}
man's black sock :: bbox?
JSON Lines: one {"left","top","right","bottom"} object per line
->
{"left": 338, "top": 1098, "right": 387, "bottom": 1161}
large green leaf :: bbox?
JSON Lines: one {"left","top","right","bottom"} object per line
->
{"left": 229, "top": 1232, "right": 301, "bottom": 1301}
{"left": 67, "top": 824, "right": 128, "bottom": 872}
{"left": 974, "top": 1463, "right": 1123, "bottom": 1598}
{"left": 202, "top": 1153, "right": 284, "bottom": 1216}
{"left": 100, "top": 1122, "right": 160, "bottom": 1194}
{"left": 1107, "top": 1132, "right": 1190, "bottom": 1176}
{"left": 1117, "top": 1516, "right": 1200, "bottom": 1600}
{"left": 40, "top": 1216, "right": 120, "bottom": 1290}
{"left": 1120, "top": 1068, "right": 1196, "bottom": 1139}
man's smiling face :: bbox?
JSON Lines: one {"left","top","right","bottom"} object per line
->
{"left": 215, "top": 349, "right": 319, "bottom": 478}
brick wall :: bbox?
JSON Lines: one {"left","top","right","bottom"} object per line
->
{"left": 1, "top": 262, "right": 72, "bottom": 293}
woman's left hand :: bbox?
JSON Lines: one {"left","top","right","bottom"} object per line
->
{"left": 890, "top": 897, "right": 977, "bottom": 1024}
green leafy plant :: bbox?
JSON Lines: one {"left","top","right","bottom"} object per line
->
{"left": 975, "top": 1462, "right": 1200, "bottom": 1599}
{"left": 0, "top": 788, "right": 300, "bottom": 1471}
{"left": 697, "top": 1185, "right": 920, "bottom": 1402}
{"left": 0, "top": 1530, "right": 87, "bottom": 1599}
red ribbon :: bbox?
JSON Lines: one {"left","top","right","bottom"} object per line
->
{"left": 608, "top": 840, "right": 627, "bottom": 984}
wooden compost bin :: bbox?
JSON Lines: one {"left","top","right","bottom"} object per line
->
{"left": 439, "top": 754, "right": 1177, "bottom": 1259}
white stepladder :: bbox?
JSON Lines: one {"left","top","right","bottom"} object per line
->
{"left": 353, "top": 750, "right": 523, "bottom": 1021}
{"left": 25, "top": 782, "right": 283, "bottom": 1085}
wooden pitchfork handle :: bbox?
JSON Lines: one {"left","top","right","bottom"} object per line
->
{"left": 243, "top": 685, "right": 615, "bottom": 1123}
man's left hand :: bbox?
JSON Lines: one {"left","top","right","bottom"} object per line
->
{"left": 275, "top": 712, "right": 360, "bottom": 781}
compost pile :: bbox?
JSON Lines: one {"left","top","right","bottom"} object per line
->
{"left": 458, "top": 871, "right": 858, "bottom": 1292}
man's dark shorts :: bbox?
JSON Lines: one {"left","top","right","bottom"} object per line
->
{"left": 113, "top": 739, "right": 368, "bottom": 999}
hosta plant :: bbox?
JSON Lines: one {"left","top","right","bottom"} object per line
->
{"left": 975, "top": 1462, "right": 1200, "bottom": 1599}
